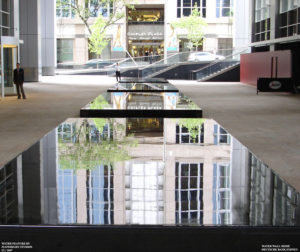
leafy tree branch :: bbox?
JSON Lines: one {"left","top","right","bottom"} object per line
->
{"left": 171, "top": 5, "right": 207, "bottom": 51}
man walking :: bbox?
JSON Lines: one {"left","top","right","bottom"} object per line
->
{"left": 13, "top": 63, "right": 26, "bottom": 99}
{"left": 115, "top": 62, "right": 121, "bottom": 82}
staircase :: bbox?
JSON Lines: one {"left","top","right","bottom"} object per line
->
{"left": 196, "top": 61, "right": 240, "bottom": 81}
{"left": 191, "top": 48, "right": 249, "bottom": 81}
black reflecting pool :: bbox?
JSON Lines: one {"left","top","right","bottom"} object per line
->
{"left": 80, "top": 92, "right": 202, "bottom": 118}
{"left": 1, "top": 118, "right": 299, "bottom": 226}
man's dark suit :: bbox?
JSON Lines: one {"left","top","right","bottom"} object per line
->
{"left": 13, "top": 68, "right": 26, "bottom": 99}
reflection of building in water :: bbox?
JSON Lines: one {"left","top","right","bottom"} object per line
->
{"left": 56, "top": 118, "right": 233, "bottom": 225}
{"left": 163, "top": 119, "right": 232, "bottom": 225}
{"left": 111, "top": 92, "right": 178, "bottom": 111}
{"left": 0, "top": 162, "right": 18, "bottom": 224}
{"left": 124, "top": 161, "right": 164, "bottom": 224}
{"left": 1, "top": 119, "right": 299, "bottom": 225}
{"left": 57, "top": 119, "right": 114, "bottom": 224}
{"left": 55, "top": 118, "right": 300, "bottom": 226}
{"left": 249, "top": 153, "right": 299, "bottom": 226}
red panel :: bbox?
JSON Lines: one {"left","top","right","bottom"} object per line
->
{"left": 240, "top": 50, "right": 292, "bottom": 86}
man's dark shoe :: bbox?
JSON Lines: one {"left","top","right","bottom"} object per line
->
{"left": 23, "top": 97, "right": 26, "bottom": 99}
{"left": 18, "top": 97, "right": 21, "bottom": 99}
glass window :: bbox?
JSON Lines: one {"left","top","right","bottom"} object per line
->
{"left": 176, "top": 162, "right": 203, "bottom": 225}
{"left": 213, "top": 124, "right": 231, "bottom": 145}
{"left": 273, "top": 175, "right": 298, "bottom": 225}
{"left": 216, "top": 0, "right": 233, "bottom": 18}
{"left": 176, "top": 124, "right": 204, "bottom": 144}
{"left": 213, "top": 163, "right": 231, "bottom": 224}
{"left": 183, "top": 0, "right": 191, "bottom": 7}
{"left": 177, "top": 0, "right": 206, "bottom": 17}
{"left": 2, "top": 13, "right": 9, "bottom": 27}
{"left": 128, "top": 9, "right": 164, "bottom": 23}
{"left": 56, "top": 0, "right": 75, "bottom": 18}
{"left": 125, "top": 162, "right": 164, "bottom": 225}
{"left": 255, "top": 0, "right": 270, "bottom": 22}
{"left": 279, "top": 0, "right": 300, "bottom": 38}
{"left": 280, "top": 0, "right": 289, "bottom": 13}
{"left": 57, "top": 39, "right": 74, "bottom": 63}
{"left": 89, "top": 0, "right": 111, "bottom": 18}
{"left": 88, "top": 166, "right": 114, "bottom": 224}
{"left": 0, "top": 0, "right": 11, "bottom": 36}
{"left": 1, "top": 0, "right": 9, "bottom": 12}
{"left": 183, "top": 8, "right": 191, "bottom": 16}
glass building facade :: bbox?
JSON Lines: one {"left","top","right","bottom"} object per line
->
{"left": 0, "top": 0, "right": 19, "bottom": 97}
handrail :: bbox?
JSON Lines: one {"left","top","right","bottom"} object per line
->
{"left": 191, "top": 47, "right": 249, "bottom": 74}
{"left": 125, "top": 50, "right": 138, "bottom": 66}
{"left": 139, "top": 51, "right": 196, "bottom": 71}
{"left": 139, "top": 52, "right": 178, "bottom": 70}
{"left": 189, "top": 47, "right": 250, "bottom": 81}
{"left": 56, "top": 48, "right": 249, "bottom": 72}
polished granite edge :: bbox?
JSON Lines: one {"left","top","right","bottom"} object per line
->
{"left": 80, "top": 109, "right": 203, "bottom": 118}
{"left": 1, "top": 225, "right": 300, "bottom": 230}
{"left": 0, "top": 226, "right": 299, "bottom": 252}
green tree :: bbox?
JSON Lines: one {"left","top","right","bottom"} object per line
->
{"left": 172, "top": 5, "right": 207, "bottom": 51}
{"left": 57, "top": 0, "right": 135, "bottom": 55}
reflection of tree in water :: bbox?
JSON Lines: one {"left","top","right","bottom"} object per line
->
{"left": 178, "top": 118, "right": 205, "bottom": 142}
{"left": 175, "top": 95, "right": 204, "bottom": 142}
{"left": 59, "top": 118, "right": 138, "bottom": 171}
{"left": 90, "top": 95, "right": 109, "bottom": 133}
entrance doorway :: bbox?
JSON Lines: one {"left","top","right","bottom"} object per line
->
{"left": 1, "top": 45, "right": 18, "bottom": 97}
{"left": 127, "top": 6, "right": 165, "bottom": 60}
{"left": 128, "top": 40, "right": 164, "bottom": 58}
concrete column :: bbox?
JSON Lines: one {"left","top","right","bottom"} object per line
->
{"left": 19, "top": 0, "right": 41, "bottom": 82}
{"left": 234, "top": 0, "right": 251, "bottom": 49}
{"left": 41, "top": 0, "right": 56, "bottom": 75}
{"left": 14, "top": 0, "right": 20, "bottom": 61}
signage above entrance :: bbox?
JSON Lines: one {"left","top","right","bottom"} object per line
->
{"left": 127, "top": 24, "right": 164, "bottom": 40}
{"left": 127, "top": 31, "right": 163, "bottom": 40}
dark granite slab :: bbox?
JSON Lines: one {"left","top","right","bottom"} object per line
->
{"left": 80, "top": 93, "right": 202, "bottom": 118}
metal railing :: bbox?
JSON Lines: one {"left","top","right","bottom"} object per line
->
{"left": 139, "top": 51, "right": 195, "bottom": 78}
{"left": 56, "top": 48, "right": 250, "bottom": 79}
{"left": 191, "top": 47, "right": 250, "bottom": 81}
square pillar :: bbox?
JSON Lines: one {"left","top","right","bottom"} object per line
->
{"left": 19, "top": 0, "right": 42, "bottom": 82}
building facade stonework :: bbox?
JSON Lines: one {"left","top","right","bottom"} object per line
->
{"left": 56, "top": 0, "right": 243, "bottom": 64}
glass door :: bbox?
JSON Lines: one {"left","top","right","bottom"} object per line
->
{"left": 3, "top": 45, "right": 18, "bottom": 96}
